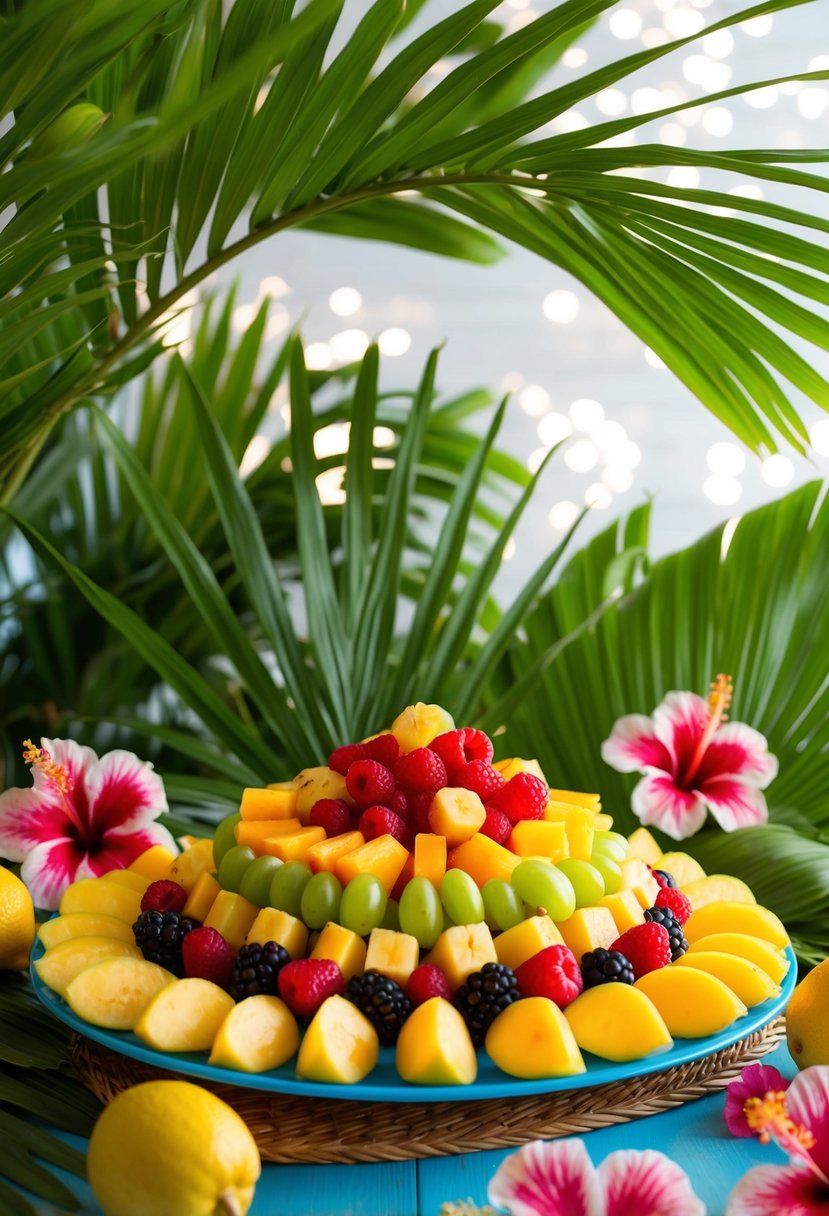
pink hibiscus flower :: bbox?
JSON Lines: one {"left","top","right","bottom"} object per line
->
{"left": 487, "top": 1138, "right": 705, "bottom": 1216}
{"left": 724, "top": 1063, "right": 791, "bottom": 1139}
{"left": 726, "top": 1066, "right": 829, "bottom": 1214}
{"left": 601, "top": 675, "right": 778, "bottom": 841}
{"left": 0, "top": 738, "right": 176, "bottom": 910}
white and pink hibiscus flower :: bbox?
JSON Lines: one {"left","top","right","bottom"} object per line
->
{"left": 726, "top": 1065, "right": 829, "bottom": 1214}
{"left": 0, "top": 738, "right": 176, "bottom": 910}
{"left": 601, "top": 674, "right": 778, "bottom": 840}
{"left": 486, "top": 1138, "right": 705, "bottom": 1216}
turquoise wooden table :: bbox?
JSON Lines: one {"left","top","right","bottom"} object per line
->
{"left": 20, "top": 1041, "right": 794, "bottom": 1215}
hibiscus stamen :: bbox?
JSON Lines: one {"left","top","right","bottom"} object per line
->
{"left": 683, "top": 673, "right": 733, "bottom": 785}
{"left": 22, "top": 739, "right": 74, "bottom": 794}
{"left": 743, "top": 1090, "right": 827, "bottom": 1181}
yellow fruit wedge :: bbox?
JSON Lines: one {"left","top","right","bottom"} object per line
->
{"left": 59, "top": 878, "right": 142, "bottom": 924}
{"left": 34, "top": 936, "right": 141, "bottom": 997}
{"left": 429, "top": 788, "right": 486, "bottom": 846}
{"left": 564, "top": 984, "right": 673, "bottom": 1062}
{"left": 427, "top": 923, "right": 497, "bottom": 992}
{"left": 787, "top": 958, "right": 829, "bottom": 1069}
{"left": 681, "top": 875, "right": 756, "bottom": 911}
{"left": 396, "top": 997, "right": 477, "bottom": 1086}
{"left": 296, "top": 995, "right": 378, "bottom": 1084}
{"left": 293, "top": 766, "right": 350, "bottom": 821}
{"left": 38, "top": 913, "right": 135, "bottom": 951}
{"left": 247, "top": 907, "right": 308, "bottom": 958}
{"left": 557, "top": 908, "right": 618, "bottom": 959}
{"left": 203, "top": 891, "right": 259, "bottom": 951}
{"left": 391, "top": 703, "right": 454, "bottom": 753}
{"left": 163, "top": 838, "right": 214, "bottom": 893}
{"left": 635, "top": 967, "right": 747, "bottom": 1037}
{"left": 364, "top": 928, "right": 419, "bottom": 988}
{"left": 674, "top": 952, "right": 779, "bottom": 1007}
{"left": 105, "top": 869, "right": 150, "bottom": 894}
{"left": 209, "top": 995, "right": 299, "bottom": 1073}
{"left": 128, "top": 844, "right": 177, "bottom": 880}
{"left": 656, "top": 852, "right": 706, "bottom": 885}
{"left": 135, "top": 978, "right": 235, "bottom": 1053}
{"left": 486, "top": 997, "right": 586, "bottom": 1079}
{"left": 65, "top": 956, "right": 175, "bottom": 1030}
{"left": 687, "top": 933, "right": 790, "bottom": 986}
{"left": 493, "top": 915, "right": 564, "bottom": 971}
{"left": 627, "top": 827, "right": 662, "bottom": 866}
{"left": 310, "top": 922, "right": 367, "bottom": 981}
{"left": 684, "top": 902, "right": 789, "bottom": 950}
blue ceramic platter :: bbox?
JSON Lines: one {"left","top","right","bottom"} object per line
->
{"left": 31, "top": 937, "right": 796, "bottom": 1104}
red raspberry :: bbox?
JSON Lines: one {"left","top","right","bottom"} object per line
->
{"left": 346, "top": 759, "right": 395, "bottom": 807}
{"left": 479, "top": 806, "right": 511, "bottom": 845}
{"left": 328, "top": 742, "right": 368, "bottom": 775}
{"left": 487, "top": 772, "right": 548, "bottom": 823}
{"left": 461, "top": 727, "right": 494, "bottom": 765}
{"left": 611, "top": 923, "right": 671, "bottom": 979}
{"left": 429, "top": 730, "right": 467, "bottom": 774}
{"left": 363, "top": 734, "right": 400, "bottom": 768}
{"left": 359, "top": 806, "right": 407, "bottom": 843}
{"left": 453, "top": 760, "right": 504, "bottom": 802}
{"left": 409, "top": 792, "right": 435, "bottom": 835}
{"left": 278, "top": 959, "right": 344, "bottom": 1019}
{"left": 140, "top": 880, "right": 187, "bottom": 914}
{"left": 406, "top": 963, "right": 452, "bottom": 1007}
{"left": 515, "top": 944, "right": 583, "bottom": 1008}
{"left": 655, "top": 886, "right": 692, "bottom": 927}
{"left": 182, "top": 926, "right": 236, "bottom": 988}
{"left": 394, "top": 748, "right": 447, "bottom": 794}
{"left": 387, "top": 789, "right": 409, "bottom": 819}
{"left": 309, "top": 797, "right": 351, "bottom": 836}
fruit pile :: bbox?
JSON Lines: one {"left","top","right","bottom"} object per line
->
{"left": 34, "top": 704, "right": 792, "bottom": 1087}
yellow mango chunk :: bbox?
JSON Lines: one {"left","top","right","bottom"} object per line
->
{"left": 547, "top": 789, "right": 601, "bottom": 811}
{"left": 294, "top": 767, "right": 351, "bottom": 822}
{"left": 235, "top": 818, "right": 303, "bottom": 852}
{"left": 209, "top": 995, "right": 299, "bottom": 1073}
{"left": 556, "top": 907, "right": 619, "bottom": 959}
{"left": 391, "top": 703, "right": 454, "bottom": 754}
{"left": 627, "top": 828, "right": 663, "bottom": 866}
{"left": 311, "top": 922, "right": 367, "bottom": 981}
{"left": 59, "top": 878, "right": 141, "bottom": 924}
{"left": 306, "top": 831, "right": 365, "bottom": 874}
{"left": 262, "top": 826, "right": 326, "bottom": 863}
{"left": 495, "top": 758, "right": 549, "bottom": 784}
{"left": 684, "top": 902, "right": 789, "bottom": 950}
{"left": 594, "top": 813, "right": 614, "bottom": 832}
{"left": 38, "top": 913, "right": 134, "bottom": 951}
{"left": 429, "top": 788, "right": 486, "bottom": 846}
{"left": 564, "top": 983, "right": 673, "bottom": 1061}
{"left": 597, "top": 891, "right": 646, "bottom": 935}
{"left": 182, "top": 871, "right": 222, "bottom": 923}
{"left": 544, "top": 803, "right": 594, "bottom": 860}
{"left": 687, "top": 933, "right": 790, "bottom": 985}
{"left": 203, "top": 891, "right": 258, "bottom": 950}
{"left": 428, "top": 923, "right": 497, "bottom": 992}
{"left": 508, "top": 820, "right": 569, "bottom": 862}
{"left": 240, "top": 786, "right": 298, "bottom": 821}
{"left": 246, "top": 907, "right": 308, "bottom": 958}
{"left": 105, "top": 870, "right": 150, "bottom": 894}
{"left": 365, "top": 928, "right": 420, "bottom": 988}
{"left": 296, "top": 995, "right": 378, "bottom": 1084}
{"left": 334, "top": 835, "right": 410, "bottom": 894}
{"left": 34, "top": 936, "right": 141, "bottom": 997}
{"left": 682, "top": 875, "right": 756, "bottom": 911}
{"left": 619, "top": 858, "right": 660, "bottom": 909}
{"left": 65, "top": 956, "right": 175, "bottom": 1030}
{"left": 414, "top": 833, "right": 447, "bottom": 887}
{"left": 447, "top": 834, "right": 519, "bottom": 889}
{"left": 657, "top": 851, "right": 706, "bottom": 886}
{"left": 396, "top": 997, "right": 476, "bottom": 1085}
{"left": 128, "top": 845, "right": 177, "bottom": 880}
{"left": 675, "top": 951, "right": 780, "bottom": 1007}
{"left": 486, "top": 997, "right": 585, "bottom": 1079}
{"left": 164, "top": 838, "right": 215, "bottom": 893}
{"left": 635, "top": 966, "right": 747, "bottom": 1037}
{"left": 135, "top": 979, "right": 234, "bottom": 1052}
{"left": 493, "top": 915, "right": 564, "bottom": 971}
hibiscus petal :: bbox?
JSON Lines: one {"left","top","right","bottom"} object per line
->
{"left": 724, "top": 1064, "right": 791, "bottom": 1139}
{"left": 652, "top": 692, "right": 709, "bottom": 775}
{"left": 631, "top": 771, "right": 708, "bottom": 841}
{"left": 487, "top": 1140, "right": 605, "bottom": 1216}
{"left": 694, "top": 723, "right": 778, "bottom": 790}
{"left": 601, "top": 714, "right": 673, "bottom": 775}
{"left": 599, "top": 1149, "right": 706, "bottom": 1216}
{"left": 726, "top": 1165, "right": 829, "bottom": 1215}
{"left": 84, "top": 749, "right": 168, "bottom": 838}
{"left": 20, "top": 837, "right": 88, "bottom": 912}
{"left": 36, "top": 737, "right": 98, "bottom": 801}
{"left": 787, "top": 1066, "right": 829, "bottom": 1182}
{"left": 88, "top": 822, "right": 178, "bottom": 876}
{"left": 698, "top": 777, "right": 769, "bottom": 833}
{"left": 0, "top": 787, "right": 74, "bottom": 863}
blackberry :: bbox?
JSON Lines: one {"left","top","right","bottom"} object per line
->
{"left": 344, "top": 971, "right": 411, "bottom": 1045}
{"left": 581, "top": 948, "right": 635, "bottom": 988}
{"left": 652, "top": 868, "right": 677, "bottom": 889}
{"left": 644, "top": 906, "right": 688, "bottom": 961}
{"left": 454, "top": 962, "right": 519, "bottom": 1046}
{"left": 133, "top": 910, "right": 199, "bottom": 976}
{"left": 229, "top": 941, "right": 290, "bottom": 1002}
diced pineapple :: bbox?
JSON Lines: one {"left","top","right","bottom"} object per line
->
{"left": 594, "top": 813, "right": 614, "bottom": 832}
{"left": 306, "top": 831, "right": 365, "bottom": 874}
{"left": 129, "top": 845, "right": 177, "bottom": 881}
{"left": 240, "top": 786, "right": 298, "bottom": 821}
{"left": 447, "top": 834, "right": 519, "bottom": 889}
{"left": 428, "top": 788, "right": 486, "bottom": 846}
{"left": 427, "top": 923, "right": 498, "bottom": 992}
{"left": 619, "top": 858, "right": 660, "bottom": 909}
{"left": 627, "top": 827, "right": 663, "bottom": 865}
{"left": 597, "top": 890, "right": 646, "bottom": 935}
{"left": 261, "top": 826, "right": 326, "bottom": 863}
{"left": 493, "top": 915, "right": 564, "bottom": 970}
{"left": 547, "top": 789, "right": 601, "bottom": 811}
{"left": 543, "top": 803, "right": 594, "bottom": 860}
{"left": 494, "top": 758, "right": 548, "bottom": 784}
{"left": 391, "top": 703, "right": 454, "bottom": 754}
{"left": 163, "top": 838, "right": 215, "bottom": 893}
{"left": 508, "top": 820, "right": 569, "bottom": 862}
{"left": 413, "top": 834, "right": 447, "bottom": 887}
{"left": 334, "top": 835, "right": 410, "bottom": 894}
{"left": 246, "top": 908, "right": 308, "bottom": 958}
{"left": 203, "top": 891, "right": 258, "bottom": 950}
{"left": 182, "top": 871, "right": 221, "bottom": 922}
{"left": 364, "top": 928, "right": 420, "bottom": 988}
{"left": 235, "top": 818, "right": 302, "bottom": 852}
{"left": 556, "top": 907, "right": 619, "bottom": 958}
{"left": 311, "top": 922, "right": 367, "bottom": 981}
{"left": 293, "top": 767, "right": 351, "bottom": 822}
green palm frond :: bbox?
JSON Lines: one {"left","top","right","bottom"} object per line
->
{"left": 2, "top": 0, "right": 829, "bottom": 499}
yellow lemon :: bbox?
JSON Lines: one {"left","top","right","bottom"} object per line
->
{"left": 87, "top": 1081, "right": 260, "bottom": 1216}
{"left": 787, "top": 958, "right": 829, "bottom": 1070}
{"left": 0, "top": 867, "right": 35, "bottom": 971}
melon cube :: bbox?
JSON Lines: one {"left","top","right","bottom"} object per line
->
{"left": 556, "top": 907, "right": 619, "bottom": 959}
{"left": 547, "top": 789, "right": 601, "bottom": 812}
{"left": 59, "top": 878, "right": 142, "bottom": 924}
{"left": 209, "top": 995, "right": 299, "bottom": 1073}
{"left": 235, "top": 818, "right": 302, "bottom": 853}
{"left": 508, "top": 820, "right": 569, "bottom": 862}
{"left": 493, "top": 915, "right": 564, "bottom": 971}
{"left": 306, "top": 831, "right": 365, "bottom": 874}
{"left": 262, "top": 826, "right": 326, "bottom": 863}
{"left": 311, "top": 922, "right": 367, "bottom": 981}
{"left": 129, "top": 845, "right": 177, "bottom": 881}
{"left": 427, "top": 923, "right": 497, "bottom": 992}
{"left": 294, "top": 767, "right": 350, "bottom": 822}
{"left": 543, "top": 803, "right": 594, "bottom": 861}
{"left": 106, "top": 870, "right": 150, "bottom": 894}
{"left": 597, "top": 891, "right": 646, "bottom": 935}
{"left": 135, "top": 979, "right": 235, "bottom": 1053}
{"left": 65, "top": 956, "right": 175, "bottom": 1030}
{"left": 414, "top": 834, "right": 447, "bottom": 887}
{"left": 203, "top": 891, "right": 258, "bottom": 950}
{"left": 627, "top": 827, "right": 663, "bottom": 866}
{"left": 364, "top": 928, "right": 420, "bottom": 988}
{"left": 246, "top": 907, "right": 308, "bottom": 958}
{"left": 334, "top": 835, "right": 410, "bottom": 894}
{"left": 164, "top": 838, "right": 215, "bottom": 893}
{"left": 447, "top": 834, "right": 520, "bottom": 889}
{"left": 296, "top": 995, "right": 378, "bottom": 1083}
{"left": 240, "top": 786, "right": 298, "bottom": 821}
{"left": 34, "top": 936, "right": 141, "bottom": 997}
{"left": 183, "top": 871, "right": 221, "bottom": 923}
{"left": 428, "top": 788, "right": 486, "bottom": 847}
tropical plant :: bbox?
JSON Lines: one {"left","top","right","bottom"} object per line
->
{"left": 3, "top": 0, "right": 829, "bottom": 507}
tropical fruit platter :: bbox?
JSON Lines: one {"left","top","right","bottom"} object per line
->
{"left": 31, "top": 703, "right": 794, "bottom": 1103}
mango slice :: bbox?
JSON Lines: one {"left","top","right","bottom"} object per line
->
{"left": 59, "top": 878, "right": 142, "bottom": 924}
{"left": 544, "top": 803, "right": 594, "bottom": 861}
{"left": 334, "top": 834, "right": 410, "bottom": 894}
{"left": 674, "top": 951, "right": 779, "bottom": 1007}
{"left": 296, "top": 995, "right": 378, "bottom": 1084}
{"left": 447, "top": 834, "right": 520, "bottom": 888}
{"left": 486, "top": 997, "right": 586, "bottom": 1079}
{"left": 182, "top": 871, "right": 221, "bottom": 923}
{"left": 310, "top": 922, "right": 367, "bottom": 981}
{"left": 684, "top": 902, "right": 789, "bottom": 950}
{"left": 564, "top": 983, "right": 673, "bottom": 1062}
{"left": 681, "top": 875, "right": 756, "bottom": 911}
{"left": 34, "top": 936, "right": 141, "bottom": 997}
{"left": 494, "top": 915, "right": 564, "bottom": 971}
{"left": 508, "top": 820, "right": 569, "bottom": 862}
{"left": 306, "top": 831, "right": 365, "bottom": 875}
{"left": 656, "top": 852, "right": 706, "bottom": 886}
{"left": 428, "top": 788, "right": 486, "bottom": 847}
{"left": 235, "top": 818, "right": 303, "bottom": 852}
{"left": 687, "top": 933, "right": 790, "bottom": 985}
{"left": 105, "top": 870, "right": 150, "bottom": 894}
{"left": 240, "top": 786, "right": 298, "bottom": 821}
{"left": 65, "top": 956, "right": 175, "bottom": 1030}
{"left": 210, "top": 995, "right": 299, "bottom": 1073}
{"left": 135, "top": 978, "right": 234, "bottom": 1053}
{"left": 428, "top": 923, "right": 497, "bottom": 992}
{"left": 128, "top": 844, "right": 177, "bottom": 881}
{"left": 262, "top": 826, "right": 325, "bottom": 863}
{"left": 635, "top": 967, "right": 747, "bottom": 1037}
{"left": 38, "top": 913, "right": 135, "bottom": 951}
{"left": 364, "top": 928, "right": 420, "bottom": 988}
{"left": 396, "top": 997, "right": 477, "bottom": 1086}
{"left": 546, "top": 788, "right": 599, "bottom": 811}
{"left": 413, "top": 833, "right": 447, "bottom": 887}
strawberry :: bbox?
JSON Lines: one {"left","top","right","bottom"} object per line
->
{"left": 514, "top": 944, "right": 583, "bottom": 1008}
{"left": 405, "top": 963, "right": 452, "bottom": 1007}
{"left": 278, "top": 959, "right": 344, "bottom": 1019}
{"left": 181, "top": 926, "right": 236, "bottom": 989}
{"left": 611, "top": 923, "right": 672, "bottom": 979}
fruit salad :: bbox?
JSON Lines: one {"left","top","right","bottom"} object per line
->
{"left": 33, "top": 703, "right": 791, "bottom": 1088}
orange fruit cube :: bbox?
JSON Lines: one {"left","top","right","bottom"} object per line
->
{"left": 414, "top": 834, "right": 447, "bottom": 887}
{"left": 262, "top": 827, "right": 326, "bottom": 863}
{"left": 334, "top": 835, "right": 410, "bottom": 894}
{"left": 447, "top": 834, "right": 519, "bottom": 889}
{"left": 306, "top": 831, "right": 365, "bottom": 874}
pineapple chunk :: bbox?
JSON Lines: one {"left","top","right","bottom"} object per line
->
{"left": 306, "top": 831, "right": 365, "bottom": 874}
{"left": 414, "top": 833, "right": 447, "bottom": 887}
{"left": 543, "top": 803, "right": 594, "bottom": 861}
{"left": 334, "top": 835, "right": 409, "bottom": 894}
{"left": 164, "top": 838, "right": 215, "bottom": 893}
{"left": 262, "top": 826, "right": 326, "bottom": 863}
{"left": 294, "top": 767, "right": 351, "bottom": 822}
{"left": 619, "top": 858, "right": 660, "bottom": 909}
{"left": 240, "top": 786, "right": 298, "bottom": 821}
{"left": 547, "top": 789, "right": 601, "bottom": 811}
{"left": 494, "top": 758, "right": 549, "bottom": 784}
{"left": 508, "top": 820, "right": 569, "bottom": 862}
{"left": 428, "top": 788, "right": 486, "bottom": 847}
{"left": 311, "top": 922, "right": 367, "bottom": 981}
{"left": 364, "top": 928, "right": 420, "bottom": 988}
{"left": 105, "top": 870, "right": 150, "bottom": 894}
{"left": 594, "top": 813, "right": 614, "bottom": 831}
{"left": 627, "top": 827, "right": 663, "bottom": 866}
{"left": 494, "top": 915, "right": 564, "bottom": 970}
{"left": 391, "top": 703, "right": 454, "bottom": 754}
{"left": 556, "top": 907, "right": 619, "bottom": 959}
{"left": 447, "top": 834, "right": 519, "bottom": 889}
{"left": 247, "top": 907, "right": 308, "bottom": 958}
{"left": 182, "top": 871, "right": 221, "bottom": 923}
{"left": 128, "top": 845, "right": 177, "bottom": 880}
{"left": 427, "top": 923, "right": 497, "bottom": 992}
{"left": 203, "top": 891, "right": 258, "bottom": 950}
{"left": 597, "top": 891, "right": 646, "bottom": 935}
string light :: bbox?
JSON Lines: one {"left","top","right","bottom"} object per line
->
{"left": 305, "top": 342, "right": 332, "bottom": 370}
{"left": 810, "top": 419, "right": 829, "bottom": 456}
{"left": 314, "top": 423, "right": 350, "bottom": 459}
{"left": 596, "top": 88, "right": 628, "bottom": 116}
{"left": 569, "top": 398, "right": 605, "bottom": 431}
{"left": 378, "top": 327, "right": 411, "bottom": 356}
{"left": 240, "top": 435, "right": 270, "bottom": 477}
{"left": 702, "top": 107, "right": 734, "bottom": 136}
{"left": 703, "top": 30, "right": 734, "bottom": 58}
{"left": 562, "top": 47, "right": 588, "bottom": 67}
{"left": 330, "top": 329, "right": 369, "bottom": 362}
{"left": 585, "top": 483, "right": 613, "bottom": 509}
{"left": 609, "top": 9, "right": 642, "bottom": 39}
{"left": 537, "top": 412, "right": 573, "bottom": 446}
{"left": 741, "top": 14, "right": 773, "bottom": 35}
{"left": 707, "top": 442, "right": 746, "bottom": 477}
{"left": 543, "top": 290, "right": 580, "bottom": 323}
{"left": 329, "top": 287, "right": 362, "bottom": 317}
{"left": 564, "top": 439, "right": 600, "bottom": 473}
{"left": 761, "top": 455, "right": 795, "bottom": 487}
{"left": 549, "top": 501, "right": 579, "bottom": 530}
{"left": 519, "top": 384, "right": 551, "bottom": 416}
{"left": 703, "top": 475, "right": 742, "bottom": 505}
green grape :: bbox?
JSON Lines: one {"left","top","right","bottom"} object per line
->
{"left": 398, "top": 877, "right": 442, "bottom": 948}
{"left": 300, "top": 872, "right": 343, "bottom": 930}
{"left": 269, "top": 860, "right": 313, "bottom": 917}
{"left": 212, "top": 812, "right": 243, "bottom": 869}
{"left": 440, "top": 869, "right": 485, "bottom": 927}
{"left": 339, "top": 874, "right": 388, "bottom": 936}
{"left": 592, "top": 830, "right": 629, "bottom": 863}
{"left": 590, "top": 854, "right": 623, "bottom": 895}
{"left": 557, "top": 859, "right": 605, "bottom": 908}
{"left": 239, "top": 855, "right": 283, "bottom": 906}
{"left": 482, "top": 878, "right": 524, "bottom": 931}
{"left": 217, "top": 845, "right": 256, "bottom": 893}
{"left": 511, "top": 859, "right": 576, "bottom": 922}
{"left": 381, "top": 897, "right": 401, "bottom": 932}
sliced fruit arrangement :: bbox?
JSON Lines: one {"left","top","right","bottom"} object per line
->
{"left": 33, "top": 703, "right": 791, "bottom": 1087}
